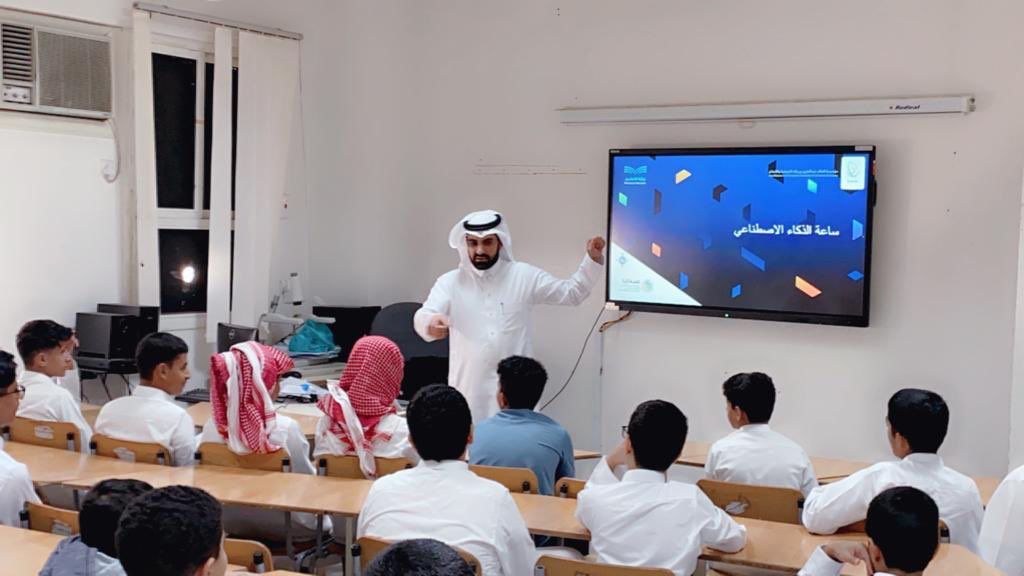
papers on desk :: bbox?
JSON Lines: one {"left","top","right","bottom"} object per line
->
{"left": 277, "top": 377, "right": 328, "bottom": 403}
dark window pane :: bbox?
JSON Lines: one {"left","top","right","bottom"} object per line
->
{"left": 159, "top": 229, "right": 209, "bottom": 313}
{"left": 153, "top": 53, "right": 196, "bottom": 209}
{"left": 203, "top": 62, "right": 239, "bottom": 211}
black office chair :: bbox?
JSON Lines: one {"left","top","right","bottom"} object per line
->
{"left": 216, "top": 323, "right": 257, "bottom": 353}
{"left": 369, "top": 302, "right": 449, "bottom": 400}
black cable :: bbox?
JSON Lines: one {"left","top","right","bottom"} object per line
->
{"left": 539, "top": 307, "right": 605, "bottom": 412}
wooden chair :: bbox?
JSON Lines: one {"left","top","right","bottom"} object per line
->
{"left": 837, "top": 519, "right": 950, "bottom": 542}
{"left": 5, "top": 417, "right": 80, "bottom": 451}
{"left": 316, "top": 454, "right": 413, "bottom": 479}
{"left": 534, "top": 554, "right": 674, "bottom": 576}
{"left": 90, "top": 434, "right": 171, "bottom": 465}
{"left": 194, "top": 442, "right": 291, "bottom": 472}
{"left": 353, "top": 536, "right": 482, "bottom": 576}
{"left": 555, "top": 477, "right": 586, "bottom": 499}
{"left": 469, "top": 464, "right": 539, "bottom": 494}
{"left": 697, "top": 478, "right": 804, "bottom": 525}
{"left": 19, "top": 502, "right": 80, "bottom": 536}
{"left": 225, "top": 538, "right": 274, "bottom": 572}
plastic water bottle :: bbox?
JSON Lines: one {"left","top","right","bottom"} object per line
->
{"left": 253, "top": 552, "right": 267, "bottom": 573}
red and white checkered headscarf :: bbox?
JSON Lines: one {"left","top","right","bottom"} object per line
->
{"left": 210, "top": 342, "right": 295, "bottom": 454}
{"left": 318, "top": 336, "right": 403, "bottom": 476}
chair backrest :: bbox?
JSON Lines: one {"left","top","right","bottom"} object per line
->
{"left": 697, "top": 478, "right": 805, "bottom": 525}
{"left": 555, "top": 477, "right": 586, "bottom": 499}
{"left": 5, "top": 417, "right": 80, "bottom": 451}
{"left": 195, "top": 442, "right": 292, "bottom": 472}
{"left": 354, "top": 536, "right": 481, "bottom": 576}
{"left": 534, "top": 554, "right": 674, "bottom": 576}
{"left": 369, "top": 302, "right": 449, "bottom": 359}
{"left": 90, "top": 433, "right": 171, "bottom": 465}
{"left": 217, "top": 323, "right": 257, "bottom": 353}
{"left": 316, "top": 454, "right": 413, "bottom": 479}
{"left": 469, "top": 464, "right": 539, "bottom": 494}
{"left": 19, "top": 502, "right": 80, "bottom": 536}
{"left": 224, "top": 538, "right": 274, "bottom": 572}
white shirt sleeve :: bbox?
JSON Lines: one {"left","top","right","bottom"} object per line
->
{"left": 696, "top": 490, "right": 746, "bottom": 553}
{"left": 57, "top": 389, "right": 92, "bottom": 452}
{"left": 796, "top": 546, "right": 845, "bottom": 576}
{"left": 979, "top": 472, "right": 1024, "bottom": 575}
{"left": 414, "top": 273, "right": 454, "bottom": 342}
{"left": 284, "top": 419, "right": 316, "bottom": 475}
{"left": 169, "top": 411, "right": 197, "bottom": 467}
{"left": 494, "top": 490, "right": 537, "bottom": 576}
{"left": 705, "top": 442, "right": 721, "bottom": 480}
{"left": 802, "top": 466, "right": 883, "bottom": 535}
{"left": 528, "top": 255, "right": 603, "bottom": 306}
{"left": 800, "top": 452, "right": 820, "bottom": 497}
{"left": 0, "top": 465, "right": 39, "bottom": 527}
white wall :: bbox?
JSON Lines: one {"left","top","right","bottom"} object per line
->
{"left": 302, "top": 0, "right": 1024, "bottom": 477}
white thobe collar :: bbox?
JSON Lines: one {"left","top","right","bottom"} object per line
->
{"left": 902, "top": 452, "right": 943, "bottom": 467}
{"left": 738, "top": 423, "right": 771, "bottom": 433}
{"left": 416, "top": 459, "right": 470, "bottom": 472}
{"left": 20, "top": 370, "right": 57, "bottom": 388}
{"left": 133, "top": 385, "right": 175, "bottom": 402}
{"left": 622, "top": 468, "right": 669, "bottom": 484}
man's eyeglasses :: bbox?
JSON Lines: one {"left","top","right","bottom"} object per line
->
{"left": 0, "top": 385, "right": 25, "bottom": 400}
{"left": 620, "top": 425, "right": 628, "bottom": 438}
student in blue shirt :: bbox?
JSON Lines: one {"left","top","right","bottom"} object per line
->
{"left": 469, "top": 355, "right": 575, "bottom": 496}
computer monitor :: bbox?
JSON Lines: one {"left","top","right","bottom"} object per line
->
{"left": 216, "top": 323, "right": 257, "bottom": 353}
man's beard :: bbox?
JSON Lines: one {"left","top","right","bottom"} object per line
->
{"left": 472, "top": 251, "right": 500, "bottom": 270}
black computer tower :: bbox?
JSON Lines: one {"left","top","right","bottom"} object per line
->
{"left": 75, "top": 312, "right": 141, "bottom": 365}
{"left": 97, "top": 304, "right": 160, "bottom": 339}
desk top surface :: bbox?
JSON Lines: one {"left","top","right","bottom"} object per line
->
{"left": 185, "top": 402, "right": 320, "bottom": 438}
{"left": 0, "top": 524, "right": 63, "bottom": 574}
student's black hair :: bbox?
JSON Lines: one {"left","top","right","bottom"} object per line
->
{"left": 0, "top": 350, "right": 16, "bottom": 391}
{"left": 886, "top": 388, "right": 949, "bottom": 454}
{"left": 80, "top": 479, "right": 154, "bottom": 558}
{"left": 626, "top": 400, "right": 688, "bottom": 472}
{"left": 497, "top": 356, "right": 547, "bottom": 410}
{"left": 407, "top": 384, "right": 472, "bottom": 461}
{"left": 722, "top": 372, "right": 776, "bottom": 424}
{"left": 135, "top": 332, "right": 189, "bottom": 380}
{"left": 116, "top": 485, "right": 223, "bottom": 576}
{"left": 366, "top": 538, "right": 475, "bottom": 576}
{"left": 866, "top": 487, "right": 939, "bottom": 573}
{"left": 15, "top": 319, "right": 73, "bottom": 365}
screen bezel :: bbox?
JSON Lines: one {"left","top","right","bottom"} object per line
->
{"left": 606, "top": 145, "right": 876, "bottom": 327}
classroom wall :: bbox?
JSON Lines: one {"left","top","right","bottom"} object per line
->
{"left": 303, "top": 0, "right": 1024, "bottom": 477}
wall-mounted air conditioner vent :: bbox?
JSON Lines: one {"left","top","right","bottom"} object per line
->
{"left": 0, "top": 20, "right": 111, "bottom": 120}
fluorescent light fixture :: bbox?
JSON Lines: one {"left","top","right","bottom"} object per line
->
{"left": 558, "top": 95, "right": 975, "bottom": 125}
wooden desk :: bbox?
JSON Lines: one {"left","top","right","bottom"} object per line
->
{"left": 65, "top": 464, "right": 373, "bottom": 517}
{"left": 573, "top": 449, "right": 601, "bottom": 460}
{"left": 4, "top": 441, "right": 167, "bottom": 485}
{"left": 0, "top": 525, "right": 63, "bottom": 574}
{"left": 512, "top": 493, "right": 588, "bottom": 539}
{"left": 186, "top": 402, "right": 320, "bottom": 438}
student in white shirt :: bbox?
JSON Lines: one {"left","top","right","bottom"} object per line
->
{"left": 802, "top": 388, "right": 983, "bottom": 552}
{"left": 358, "top": 384, "right": 536, "bottom": 576}
{"left": 799, "top": 486, "right": 939, "bottom": 576}
{"left": 201, "top": 341, "right": 328, "bottom": 541}
{"left": 576, "top": 400, "right": 746, "bottom": 576}
{"left": 979, "top": 464, "right": 1024, "bottom": 575}
{"left": 705, "top": 372, "right": 817, "bottom": 496}
{"left": 15, "top": 320, "right": 92, "bottom": 449}
{"left": 0, "top": 349, "right": 40, "bottom": 526}
{"left": 314, "top": 335, "right": 415, "bottom": 477}
{"left": 94, "top": 332, "right": 196, "bottom": 467}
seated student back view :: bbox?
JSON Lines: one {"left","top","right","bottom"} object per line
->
{"left": 576, "top": 400, "right": 746, "bottom": 576}
{"left": 802, "top": 388, "right": 983, "bottom": 552}
{"left": 357, "top": 384, "right": 536, "bottom": 576}
{"left": 705, "top": 372, "right": 817, "bottom": 496}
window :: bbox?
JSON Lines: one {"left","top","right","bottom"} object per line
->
{"left": 152, "top": 46, "right": 237, "bottom": 314}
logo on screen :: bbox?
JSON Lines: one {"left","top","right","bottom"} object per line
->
{"left": 840, "top": 156, "right": 867, "bottom": 191}
{"left": 623, "top": 165, "right": 647, "bottom": 185}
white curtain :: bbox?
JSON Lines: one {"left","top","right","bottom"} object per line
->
{"left": 205, "top": 27, "right": 236, "bottom": 343}
{"left": 132, "top": 10, "right": 159, "bottom": 305}
{"left": 230, "top": 32, "right": 301, "bottom": 327}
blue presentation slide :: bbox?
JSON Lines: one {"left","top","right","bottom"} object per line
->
{"left": 608, "top": 151, "right": 871, "bottom": 318}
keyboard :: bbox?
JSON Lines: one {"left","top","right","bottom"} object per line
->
{"left": 175, "top": 388, "right": 210, "bottom": 404}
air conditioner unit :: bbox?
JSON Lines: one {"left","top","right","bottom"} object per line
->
{"left": 0, "top": 21, "right": 112, "bottom": 120}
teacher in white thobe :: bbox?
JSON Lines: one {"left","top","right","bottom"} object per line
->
{"left": 414, "top": 209, "right": 605, "bottom": 423}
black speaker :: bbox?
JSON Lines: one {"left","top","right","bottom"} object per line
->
{"left": 75, "top": 312, "right": 141, "bottom": 363}
{"left": 97, "top": 304, "right": 160, "bottom": 339}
